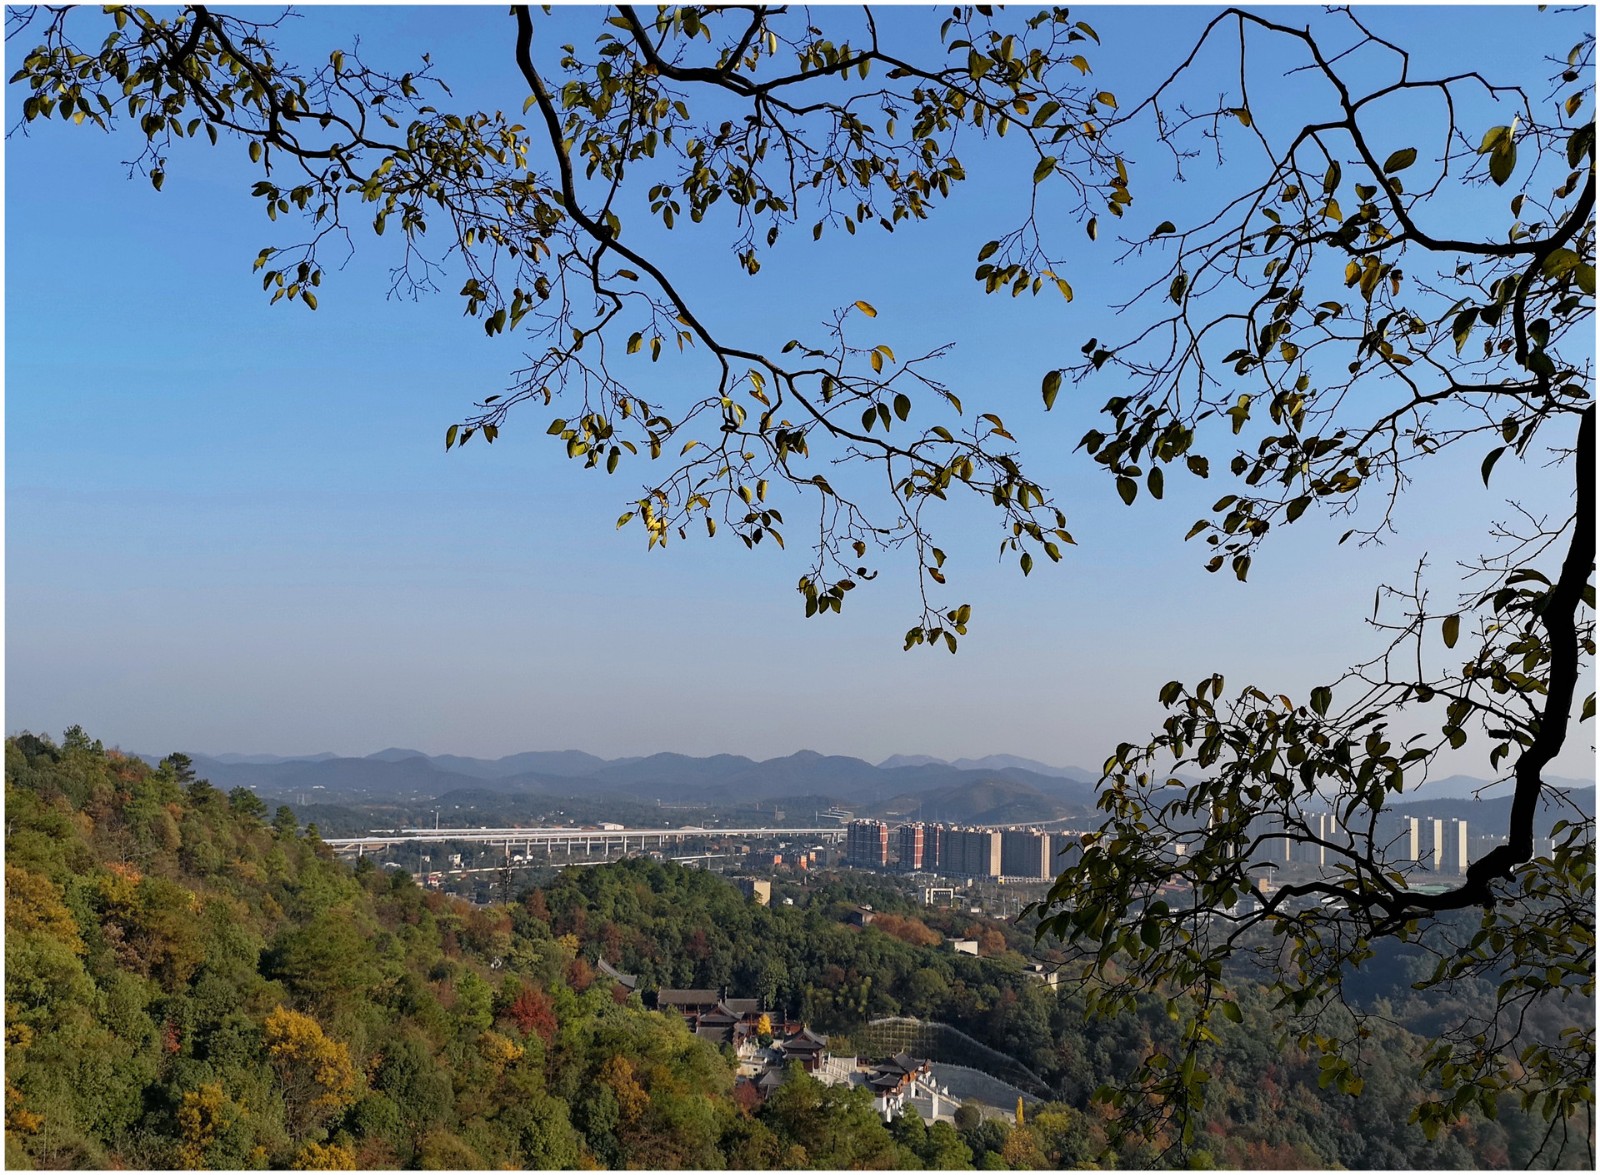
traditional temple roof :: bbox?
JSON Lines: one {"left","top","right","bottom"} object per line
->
{"left": 656, "top": 988, "right": 721, "bottom": 1008}
{"left": 596, "top": 958, "right": 638, "bottom": 990}
{"left": 780, "top": 1028, "right": 828, "bottom": 1054}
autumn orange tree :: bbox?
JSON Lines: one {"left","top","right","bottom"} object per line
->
{"left": 10, "top": 3, "right": 1593, "bottom": 1160}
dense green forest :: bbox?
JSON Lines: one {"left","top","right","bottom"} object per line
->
{"left": 5, "top": 732, "right": 1588, "bottom": 1168}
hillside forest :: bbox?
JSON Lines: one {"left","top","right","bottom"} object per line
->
{"left": 5, "top": 731, "right": 1591, "bottom": 1168}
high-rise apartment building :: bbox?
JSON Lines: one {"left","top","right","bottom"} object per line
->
{"left": 1302, "top": 811, "right": 1346, "bottom": 868}
{"left": 897, "top": 822, "right": 925, "bottom": 872}
{"left": 944, "top": 827, "right": 1003, "bottom": 877}
{"left": 1441, "top": 818, "right": 1469, "bottom": 874}
{"left": 925, "top": 823, "right": 946, "bottom": 871}
{"left": 845, "top": 820, "right": 889, "bottom": 868}
{"left": 1001, "top": 829, "right": 1054, "bottom": 880}
{"left": 1427, "top": 817, "right": 1444, "bottom": 871}
{"left": 1053, "top": 833, "right": 1083, "bottom": 873}
{"left": 1246, "top": 814, "right": 1293, "bottom": 864}
{"left": 1399, "top": 814, "right": 1420, "bottom": 865}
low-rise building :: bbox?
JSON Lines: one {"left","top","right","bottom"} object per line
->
{"left": 864, "top": 1053, "right": 939, "bottom": 1121}
{"left": 777, "top": 1027, "right": 831, "bottom": 1072}
{"left": 736, "top": 877, "right": 772, "bottom": 905}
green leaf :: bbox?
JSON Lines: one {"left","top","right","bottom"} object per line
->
{"left": 445, "top": 424, "right": 459, "bottom": 450}
{"left": 1541, "top": 248, "right": 1581, "bottom": 279}
{"left": 1116, "top": 476, "right": 1137, "bottom": 506}
{"left": 1489, "top": 141, "right": 1516, "bottom": 185}
{"left": 1567, "top": 123, "right": 1594, "bottom": 168}
{"left": 893, "top": 393, "right": 911, "bottom": 422}
{"left": 1322, "top": 161, "right": 1341, "bottom": 193}
{"left": 1042, "top": 369, "right": 1062, "bottom": 410}
{"left": 1382, "top": 147, "right": 1417, "bottom": 174}
{"left": 1310, "top": 685, "right": 1332, "bottom": 717}
{"left": 1151, "top": 221, "right": 1176, "bottom": 237}
{"left": 1443, "top": 613, "right": 1461, "bottom": 649}
{"left": 1477, "top": 125, "right": 1510, "bottom": 154}
{"left": 1481, "top": 446, "right": 1505, "bottom": 486}
{"left": 1169, "top": 272, "right": 1188, "bottom": 303}
{"left": 1033, "top": 156, "right": 1057, "bottom": 184}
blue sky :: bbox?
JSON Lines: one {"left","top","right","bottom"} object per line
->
{"left": 5, "top": 5, "right": 1593, "bottom": 779}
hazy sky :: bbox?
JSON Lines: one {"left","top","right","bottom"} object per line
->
{"left": 6, "top": 5, "right": 1593, "bottom": 778}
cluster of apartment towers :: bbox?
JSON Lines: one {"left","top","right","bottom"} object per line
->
{"left": 1262, "top": 812, "right": 1471, "bottom": 875}
{"left": 846, "top": 813, "right": 1473, "bottom": 879}
{"left": 845, "top": 821, "right": 1076, "bottom": 880}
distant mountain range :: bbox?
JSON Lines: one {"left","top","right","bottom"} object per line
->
{"left": 878, "top": 753, "right": 1094, "bottom": 780}
{"left": 142, "top": 746, "right": 1591, "bottom": 828}
{"left": 143, "top": 747, "right": 1102, "bottom": 824}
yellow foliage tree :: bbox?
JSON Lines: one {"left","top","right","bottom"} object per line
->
{"left": 476, "top": 1029, "right": 524, "bottom": 1068}
{"left": 1001, "top": 1125, "right": 1047, "bottom": 1170}
{"left": 176, "top": 1082, "right": 239, "bottom": 1169}
{"left": 598, "top": 1054, "right": 649, "bottom": 1124}
{"left": 289, "top": 1140, "right": 357, "bottom": 1170}
{"left": 5, "top": 1079, "right": 43, "bottom": 1136}
{"left": 262, "top": 1007, "right": 359, "bottom": 1141}
{"left": 5, "top": 865, "right": 85, "bottom": 953}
